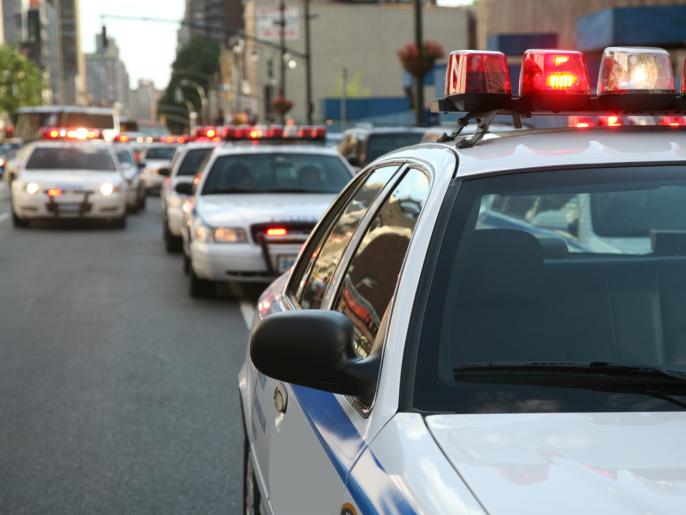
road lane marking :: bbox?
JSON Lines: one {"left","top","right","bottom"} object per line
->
{"left": 240, "top": 300, "right": 256, "bottom": 329}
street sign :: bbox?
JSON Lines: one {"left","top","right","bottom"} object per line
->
{"left": 256, "top": 6, "right": 300, "bottom": 41}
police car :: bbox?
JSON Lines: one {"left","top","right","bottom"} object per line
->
{"left": 240, "top": 47, "right": 686, "bottom": 514}
{"left": 180, "top": 136, "right": 354, "bottom": 298}
{"left": 139, "top": 142, "right": 178, "bottom": 194}
{"left": 10, "top": 129, "right": 126, "bottom": 228}
{"left": 114, "top": 144, "right": 146, "bottom": 213}
{"left": 161, "top": 141, "right": 216, "bottom": 252}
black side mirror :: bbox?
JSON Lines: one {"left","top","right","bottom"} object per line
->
{"left": 175, "top": 182, "right": 194, "bottom": 196}
{"left": 158, "top": 167, "right": 171, "bottom": 177}
{"left": 137, "top": 161, "right": 146, "bottom": 169}
{"left": 250, "top": 311, "right": 378, "bottom": 399}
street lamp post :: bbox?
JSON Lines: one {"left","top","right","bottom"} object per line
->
{"left": 179, "top": 79, "right": 208, "bottom": 125}
{"left": 304, "top": 0, "right": 313, "bottom": 125}
{"left": 414, "top": 0, "right": 424, "bottom": 126}
{"left": 279, "top": 0, "right": 287, "bottom": 100}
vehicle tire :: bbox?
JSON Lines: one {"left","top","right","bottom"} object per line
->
{"left": 189, "top": 267, "right": 215, "bottom": 298}
{"left": 164, "top": 224, "right": 182, "bottom": 253}
{"left": 138, "top": 190, "right": 146, "bottom": 211}
{"left": 11, "top": 209, "right": 28, "bottom": 228}
{"left": 243, "top": 435, "right": 262, "bottom": 515}
{"left": 112, "top": 215, "right": 127, "bottom": 229}
{"left": 183, "top": 253, "right": 191, "bottom": 275}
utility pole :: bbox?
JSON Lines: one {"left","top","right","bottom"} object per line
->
{"left": 414, "top": 0, "right": 424, "bottom": 126}
{"left": 341, "top": 66, "right": 348, "bottom": 129}
{"left": 303, "top": 0, "right": 313, "bottom": 125}
{"left": 279, "top": 0, "right": 287, "bottom": 99}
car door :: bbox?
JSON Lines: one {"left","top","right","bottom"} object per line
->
{"left": 249, "top": 164, "right": 402, "bottom": 514}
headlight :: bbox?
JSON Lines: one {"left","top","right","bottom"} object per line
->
{"left": 193, "top": 223, "right": 213, "bottom": 243}
{"left": 100, "top": 182, "right": 118, "bottom": 196}
{"left": 25, "top": 182, "right": 40, "bottom": 195}
{"left": 214, "top": 227, "right": 248, "bottom": 243}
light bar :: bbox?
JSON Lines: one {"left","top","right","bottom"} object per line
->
{"left": 41, "top": 127, "right": 102, "bottom": 141}
{"left": 598, "top": 47, "right": 675, "bottom": 110}
{"left": 443, "top": 50, "right": 511, "bottom": 110}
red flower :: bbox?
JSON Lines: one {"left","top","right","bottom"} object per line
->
{"left": 271, "top": 96, "right": 293, "bottom": 114}
{"left": 398, "top": 40, "right": 445, "bottom": 78}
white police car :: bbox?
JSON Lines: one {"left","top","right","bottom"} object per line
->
{"left": 10, "top": 138, "right": 126, "bottom": 228}
{"left": 161, "top": 141, "right": 216, "bottom": 252}
{"left": 139, "top": 142, "right": 178, "bottom": 194}
{"left": 114, "top": 144, "right": 146, "bottom": 213}
{"left": 181, "top": 142, "right": 354, "bottom": 297}
{"left": 239, "top": 47, "right": 686, "bottom": 514}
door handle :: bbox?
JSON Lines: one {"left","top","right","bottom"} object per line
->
{"left": 274, "top": 383, "right": 288, "bottom": 414}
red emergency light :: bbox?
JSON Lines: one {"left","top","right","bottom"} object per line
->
{"left": 519, "top": 50, "right": 590, "bottom": 110}
{"left": 265, "top": 227, "right": 288, "bottom": 237}
{"left": 443, "top": 50, "right": 511, "bottom": 110}
{"left": 41, "top": 127, "right": 102, "bottom": 141}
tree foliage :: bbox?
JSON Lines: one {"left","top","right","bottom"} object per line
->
{"left": 158, "top": 37, "right": 221, "bottom": 133}
{"left": 0, "top": 44, "right": 44, "bottom": 115}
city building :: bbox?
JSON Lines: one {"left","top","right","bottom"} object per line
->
{"left": 85, "top": 35, "right": 130, "bottom": 112}
{"left": 2, "top": 0, "right": 28, "bottom": 44}
{"left": 476, "top": 0, "right": 686, "bottom": 94}
{"left": 239, "top": 0, "right": 472, "bottom": 124}
{"left": 129, "top": 79, "right": 161, "bottom": 121}
{"left": 57, "top": 0, "right": 85, "bottom": 105}
{"left": 177, "top": 0, "right": 243, "bottom": 48}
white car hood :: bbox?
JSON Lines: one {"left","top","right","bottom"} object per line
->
{"left": 20, "top": 170, "right": 122, "bottom": 189}
{"left": 426, "top": 412, "right": 686, "bottom": 514}
{"left": 197, "top": 193, "right": 335, "bottom": 227}
{"left": 144, "top": 159, "right": 170, "bottom": 170}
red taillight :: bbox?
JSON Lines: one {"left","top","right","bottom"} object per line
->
{"left": 266, "top": 227, "right": 288, "bottom": 237}
{"left": 47, "top": 188, "right": 62, "bottom": 198}
{"left": 520, "top": 50, "right": 590, "bottom": 95}
{"left": 445, "top": 50, "right": 511, "bottom": 96}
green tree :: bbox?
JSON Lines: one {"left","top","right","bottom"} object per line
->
{"left": 158, "top": 37, "right": 221, "bottom": 133}
{"left": 0, "top": 44, "right": 43, "bottom": 115}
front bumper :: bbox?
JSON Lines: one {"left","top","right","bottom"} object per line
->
{"left": 166, "top": 203, "right": 185, "bottom": 236}
{"left": 190, "top": 241, "right": 303, "bottom": 282}
{"left": 13, "top": 189, "right": 126, "bottom": 220}
{"left": 142, "top": 172, "right": 164, "bottom": 192}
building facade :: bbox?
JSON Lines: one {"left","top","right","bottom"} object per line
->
{"left": 240, "top": 0, "right": 472, "bottom": 123}
{"left": 177, "top": 0, "right": 243, "bottom": 48}
{"left": 129, "top": 80, "right": 161, "bottom": 121}
{"left": 85, "top": 35, "right": 130, "bottom": 112}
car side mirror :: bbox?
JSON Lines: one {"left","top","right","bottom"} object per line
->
{"left": 175, "top": 182, "right": 194, "bottom": 196}
{"left": 250, "top": 311, "right": 378, "bottom": 400}
{"left": 158, "top": 167, "right": 171, "bottom": 177}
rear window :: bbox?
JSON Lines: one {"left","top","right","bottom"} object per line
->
{"left": 178, "top": 148, "right": 213, "bottom": 176}
{"left": 202, "top": 153, "right": 351, "bottom": 195}
{"left": 145, "top": 146, "right": 176, "bottom": 160}
{"left": 366, "top": 132, "right": 424, "bottom": 162}
{"left": 26, "top": 146, "right": 116, "bottom": 171}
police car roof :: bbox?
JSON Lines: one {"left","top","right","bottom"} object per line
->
{"left": 213, "top": 143, "right": 342, "bottom": 157}
{"left": 390, "top": 126, "right": 686, "bottom": 178}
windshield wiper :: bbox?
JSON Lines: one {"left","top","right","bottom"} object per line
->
{"left": 454, "top": 361, "right": 686, "bottom": 385}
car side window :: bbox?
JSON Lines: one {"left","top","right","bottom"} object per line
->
{"left": 297, "top": 166, "right": 399, "bottom": 309}
{"left": 334, "top": 168, "right": 430, "bottom": 361}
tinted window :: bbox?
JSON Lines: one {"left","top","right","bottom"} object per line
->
{"left": 178, "top": 148, "right": 213, "bottom": 176}
{"left": 115, "top": 149, "right": 134, "bottom": 165}
{"left": 202, "top": 153, "right": 351, "bottom": 195}
{"left": 413, "top": 166, "right": 686, "bottom": 414}
{"left": 145, "top": 146, "right": 177, "bottom": 160}
{"left": 26, "top": 146, "right": 116, "bottom": 171}
{"left": 299, "top": 166, "right": 397, "bottom": 309}
{"left": 365, "top": 133, "right": 424, "bottom": 162}
{"left": 335, "top": 169, "right": 429, "bottom": 358}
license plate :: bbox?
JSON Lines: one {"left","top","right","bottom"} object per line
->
{"left": 57, "top": 202, "right": 81, "bottom": 213}
{"left": 276, "top": 255, "right": 297, "bottom": 273}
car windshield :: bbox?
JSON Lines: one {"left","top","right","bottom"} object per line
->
{"left": 145, "top": 146, "right": 176, "bottom": 160}
{"left": 178, "top": 148, "right": 213, "bottom": 176}
{"left": 201, "top": 153, "right": 351, "bottom": 195}
{"left": 365, "top": 132, "right": 424, "bottom": 162}
{"left": 25, "top": 146, "right": 116, "bottom": 171}
{"left": 115, "top": 149, "right": 134, "bottom": 165}
{"left": 412, "top": 165, "right": 686, "bottom": 415}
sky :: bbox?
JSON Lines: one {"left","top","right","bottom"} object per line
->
{"left": 80, "top": 0, "right": 186, "bottom": 90}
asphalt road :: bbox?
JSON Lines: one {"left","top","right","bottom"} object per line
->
{"left": 0, "top": 188, "right": 255, "bottom": 514}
